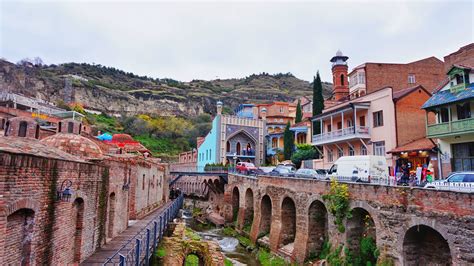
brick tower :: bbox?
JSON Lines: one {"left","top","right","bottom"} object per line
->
{"left": 330, "top": 50, "right": 349, "bottom": 101}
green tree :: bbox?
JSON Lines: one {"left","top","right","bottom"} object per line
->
{"left": 312, "top": 71, "right": 325, "bottom": 135}
{"left": 291, "top": 146, "right": 318, "bottom": 168}
{"left": 295, "top": 99, "right": 303, "bottom": 123}
{"left": 283, "top": 122, "right": 294, "bottom": 160}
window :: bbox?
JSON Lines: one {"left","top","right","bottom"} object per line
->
{"left": 337, "top": 122, "right": 342, "bottom": 130}
{"left": 340, "top": 74, "right": 345, "bottom": 86}
{"left": 373, "top": 111, "right": 384, "bottom": 127}
{"left": 455, "top": 74, "right": 464, "bottom": 85}
{"left": 359, "top": 116, "right": 365, "bottom": 127}
{"left": 327, "top": 125, "right": 332, "bottom": 132}
{"left": 68, "top": 122, "right": 74, "bottom": 133}
{"left": 18, "top": 121, "right": 27, "bottom": 137}
{"left": 58, "top": 122, "right": 62, "bottom": 132}
{"left": 35, "top": 125, "right": 40, "bottom": 139}
{"left": 236, "top": 142, "right": 241, "bottom": 155}
{"left": 408, "top": 74, "right": 416, "bottom": 84}
{"left": 358, "top": 72, "right": 365, "bottom": 84}
{"left": 0, "top": 119, "right": 4, "bottom": 130}
{"left": 79, "top": 123, "right": 82, "bottom": 134}
{"left": 226, "top": 141, "right": 230, "bottom": 153}
{"left": 361, "top": 145, "right": 368, "bottom": 155}
{"left": 457, "top": 102, "right": 471, "bottom": 120}
{"left": 328, "top": 149, "right": 334, "bottom": 162}
{"left": 338, "top": 148, "right": 344, "bottom": 158}
{"left": 448, "top": 174, "right": 464, "bottom": 183}
{"left": 280, "top": 107, "right": 283, "bottom": 113}
{"left": 373, "top": 141, "right": 385, "bottom": 156}
{"left": 142, "top": 174, "right": 145, "bottom": 190}
{"left": 347, "top": 119, "right": 353, "bottom": 128}
{"left": 349, "top": 146, "right": 355, "bottom": 156}
{"left": 439, "top": 107, "right": 450, "bottom": 123}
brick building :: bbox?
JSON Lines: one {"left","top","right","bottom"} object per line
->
{"left": 312, "top": 51, "right": 438, "bottom": 176}
{"left": 347, "top": 54, "right": 444, "bottom": 99}
{"left": 0, "top": 116, "right": 169, "bottom": 264}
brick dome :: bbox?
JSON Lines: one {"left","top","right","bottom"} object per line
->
{"left": 41, "top": 133, "right": 103, "bottom": 159}
{"left": 112, "top": 134, "right": 134, "bottom": 142}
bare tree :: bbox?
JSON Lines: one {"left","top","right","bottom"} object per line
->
{"left": 33, "top": 57, "right": 44, "bottom": 66}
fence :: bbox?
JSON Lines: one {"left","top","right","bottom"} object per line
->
{"left": 102, "top": 194, "right": 184, "bottom": 266}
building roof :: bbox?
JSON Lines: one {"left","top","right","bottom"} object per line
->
{"left": 41, "top": 133, "right": 104, "bottom": 159}
{"left": 422, "top": 85, "right": 474, "bottom": 109}
{"left": 392, "top": 85, "right": 431, "bottom": 102}
{"left": 387, "top": 138, "right": 436, "bottom": 154}
{"left": 0, "top": 136, "right": 86, "bottom": 162}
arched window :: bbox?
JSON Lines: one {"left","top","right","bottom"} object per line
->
{"left": 68, "top": 122, "right": 74, "bottom": 133}
{"left": 340, "top": 74, "right": 345, "bottom": 86}
{"left": 58, "top": 122, "right": 62, "bottom": 132}
{"left": 4, "top": 121, "right": 10, "bottom": 136}
{"left": 236, "top": 142, "right": 241, "bottom": 155}
{"left": 18, "top": 121, "right": 27, "bottom": 137}
{"left": 226, "top": 141, "right": 231, "bottom": 153}
{"left": 35, "top": 125, "right": 40, "bottom": 139}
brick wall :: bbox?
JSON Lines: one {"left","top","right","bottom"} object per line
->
{"left": 395, "top": 88, "right": 435, "bottom": 146}
{"left": 444, "top": 43, "right": 474, "bottom": 72}
{"left": 365, "top": 57, "right": 444, "bottom": 93}
{"left": 0, "top": 153, "right": 105, "bottom": 264}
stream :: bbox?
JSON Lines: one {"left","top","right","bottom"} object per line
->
{"left": 180, "top": 209, "right": 261, "bottom": 266}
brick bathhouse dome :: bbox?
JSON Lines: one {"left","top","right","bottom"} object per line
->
{"left": 41, "top": 133, "right": 103, "bottom": 159}
{"left": 112, "top": 134, "right": 134, "bottom": 142}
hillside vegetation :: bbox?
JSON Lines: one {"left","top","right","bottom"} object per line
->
{"left": 1, "top": 59, "right": 333, "bottom": 159}
{"left": 1, "top": 59, "right": 333, "bottom": 117}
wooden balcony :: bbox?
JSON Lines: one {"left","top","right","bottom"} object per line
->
{"left": 312, "top": 126, "right": 370, "bottom": 145}
{"left": 427, "top": 117, "right": 474, "bottom": 138}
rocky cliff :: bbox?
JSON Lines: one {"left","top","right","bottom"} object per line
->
{"left": 0, "top": 59, "right": 332, "bottom": 116}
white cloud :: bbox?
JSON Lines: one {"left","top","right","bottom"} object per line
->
{"left": 1, "top": 0, "right": 472, "bottom": 82}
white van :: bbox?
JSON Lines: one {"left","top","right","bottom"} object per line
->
{"left": 326, "top": 155, "right": 389, "bottom": 182}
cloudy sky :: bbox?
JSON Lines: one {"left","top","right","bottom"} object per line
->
{"left": 1, "top": 0, "right": 473, "bottom": 82}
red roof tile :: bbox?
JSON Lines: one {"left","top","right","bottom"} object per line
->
{"left": 387, "top": 138, "right": 435, "bottom": 154}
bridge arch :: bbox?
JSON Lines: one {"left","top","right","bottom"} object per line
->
{"left": 258, "top": 194, "right": 272, "bottom": 239}
{"left": 346, "top": 207, "right": 377, "bottom": 264}
{"left": 306, "top": 199, "right": 328, "bottom": 259}
{"left": 243, "top": 188, "right": 254, "bottom": 232}
{"left": 279, "top": 196, "right": 296, "bottom": 248}
{"left": 403, "top": 224, "right": 452, "bottom": 265}
{"left": 232, "top": 187, "right": 240, "bottom": 222}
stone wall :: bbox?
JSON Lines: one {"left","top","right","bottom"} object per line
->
{"left": 224, "top": 174, "right": 474, "bottom": 265}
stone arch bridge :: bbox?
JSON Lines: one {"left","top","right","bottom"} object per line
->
{"left": 222, "top": 174, "right": 473, "bottom": 265}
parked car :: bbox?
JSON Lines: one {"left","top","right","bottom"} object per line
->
{"left": 270, "top": 165, "right": 296, "bottom": 177}
{"left": 236, "top": 162, "right": 257, "bottom": 175}
{"left": 424, "top": 172, "right": 474, "bottom": 192}
{"left": 326, "top": 155, "right": 389, "bottom": 182}
{"left": 295, "top": 168, "right": 328, "bottom": 179}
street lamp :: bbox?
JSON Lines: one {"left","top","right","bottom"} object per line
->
{"left": 57, "top": 179, "right": 74, "bottom": 202}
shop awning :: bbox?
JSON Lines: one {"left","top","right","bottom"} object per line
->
{"left": 387, "top": 138, "right": 436, "bottom": 154}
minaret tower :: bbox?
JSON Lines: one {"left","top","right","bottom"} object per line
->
{"left": 330, "top": 50, "right": 349, "bottom": 101}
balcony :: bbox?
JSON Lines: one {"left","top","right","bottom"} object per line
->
{"left": 226, "top": 149, "right": 256, "bottom": 158}
{"left": 312, "top": 126, "right": 370, "bottom": 145}
{"left": 427, "top": 118, "right": 474, "bottom": 138}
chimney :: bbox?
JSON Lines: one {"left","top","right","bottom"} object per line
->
{"left": 330, "top": 50, "right": 349, "bottom": 101}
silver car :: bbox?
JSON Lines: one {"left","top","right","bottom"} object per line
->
{"left": 295, "top": 168, "right": 327, "bottom": 179}
{"left": 424, "top": 172, "right": 474, "bottom": 192}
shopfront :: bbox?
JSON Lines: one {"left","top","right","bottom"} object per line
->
{"left": 388, "top": 138, "right": 438, "bottom": 181}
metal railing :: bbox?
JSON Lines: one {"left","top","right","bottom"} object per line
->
{"left": 312, "top": 126, "right": 370, "bottom": 143}
{"left": 102, "top": 194, "right": 183, "bottom": 266}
